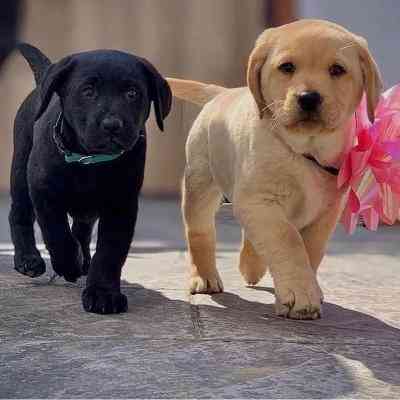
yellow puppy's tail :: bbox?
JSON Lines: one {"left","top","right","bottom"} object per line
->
{"left": 166, "top": 78, "right": 227, "bottom": 106}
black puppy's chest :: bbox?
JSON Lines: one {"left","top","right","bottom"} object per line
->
{"left": 29, "top": 139, "right": 146, "bottom": 222}
{"left": 69, "top": 166, "right": 107, "bottom": 196}
{"left": 66, "top": 167, "right": 107, "bottom": 219}
{"left": 64, "top": 159, "right": 140, "bottom": 220}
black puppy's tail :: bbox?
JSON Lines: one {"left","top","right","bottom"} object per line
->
{"left": 17, "top": 42, "right": 51, "bottom": 85}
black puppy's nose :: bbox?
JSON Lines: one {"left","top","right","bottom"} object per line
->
{"left": 101, "top": 117, "right": 123, "bottom": 133}
{"left": 297, "top": 91, "right": 323, "bottom": 112}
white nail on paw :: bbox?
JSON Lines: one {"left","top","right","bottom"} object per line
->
{"left": 274, "top": 278, "right": 322, "bottom": 320}
{"left": 189, "top": 273, "right": 224, "bottom": 294}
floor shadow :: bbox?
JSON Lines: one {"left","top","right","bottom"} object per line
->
{"left": 121, "top": 280, "right": 400, "bottom": 392}
{"left": 208, "top": 286, "right": 400, "bottom": 390}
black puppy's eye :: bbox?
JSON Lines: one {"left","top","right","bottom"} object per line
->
{"left": 82, "top": 85, "right": 96, "bottom": 98}
{"left": 329, "top": 63, "right": 347, "bottom": 77}
{"left": 278, "top": 62, "right": 296, "bottom": 74}
{"left": 126, "top": 88, "right": 139, "bottom": 101}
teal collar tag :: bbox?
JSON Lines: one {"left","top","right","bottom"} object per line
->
{"left": 53, "top": 112, "right": 124, "bottom": 165}
{"left": 64, "top": 151, "right": 124, "bottom": 165}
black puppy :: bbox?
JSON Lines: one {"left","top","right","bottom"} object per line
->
{"left": 9, "top": 43, "right": 171, "bottom": 314}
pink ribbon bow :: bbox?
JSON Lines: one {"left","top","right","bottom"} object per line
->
{"left": 339, "top": 84, "right": 400, "bottom": 234}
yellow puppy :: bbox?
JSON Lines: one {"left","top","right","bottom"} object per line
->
{"left": 169, "top": 19, "right": 382, "bottom": 319}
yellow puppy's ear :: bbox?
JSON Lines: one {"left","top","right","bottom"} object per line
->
{"left": 355, "top": 35, "right": 383, "bottom": 123}
{"left": 247, "top": 28, "right": 276, "bottom": 119}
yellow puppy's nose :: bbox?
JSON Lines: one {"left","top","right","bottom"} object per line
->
{"left": 297, "top": 91, "right": 323, "bottom": 112}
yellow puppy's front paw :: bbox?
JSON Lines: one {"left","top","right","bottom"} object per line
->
{"left": 274, "top": 278, "right": 323, "bottom": 320}
{"left": 189, "top": 273, "right": 224, "bottom": 294}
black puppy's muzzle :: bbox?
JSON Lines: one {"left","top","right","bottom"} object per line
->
{"left": 100, "top": 116, "right": 124, "bottom": 134}
{"left": 297, "top": 91, "right": 323, "bottom": 113}
{"left": 98, "top": 116, "right": 140, "bottom": 152}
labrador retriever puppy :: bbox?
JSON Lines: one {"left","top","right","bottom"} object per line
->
{"left": 167, "top": 19, "right": 382, "bottom": 319}
{"left": 10, "top": 43, "right": 171, "bottom": 314}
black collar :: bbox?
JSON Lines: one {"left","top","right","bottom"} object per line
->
{"left": 53, "top": 112, "right": 90, "bottom": 157}
{"left": 304, "top": 154, "right": 339, "bottom": 176}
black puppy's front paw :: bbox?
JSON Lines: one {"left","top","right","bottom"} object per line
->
{"left": 82, "top": 286, "right": 128, "bottom": 314}
{"left": 51, "top": 244, "right": 84, "bottom": 283}
{"left": 14, "top": 252, "right": 46, "bottom": 278}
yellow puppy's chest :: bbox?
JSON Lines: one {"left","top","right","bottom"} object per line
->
{"left": 285, "top": 163, "right": 339, "bottom": 229}
{"left": 208, "top": 114, "right": 339, "bottom": 231}
{"left": 214, "top": 156, "right": 337, "bottom": 231}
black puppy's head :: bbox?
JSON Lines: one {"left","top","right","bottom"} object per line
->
{"left": 35, "top": 50, "right": 172, "bottom": 154}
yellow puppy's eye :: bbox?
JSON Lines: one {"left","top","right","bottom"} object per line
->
{"left": 329, "top": 63, "right": 346, "bottom": 77}
{"left": 278, "top": 62, "right": 296, "bottom": 74}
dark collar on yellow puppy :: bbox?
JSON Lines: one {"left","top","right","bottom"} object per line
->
{"left": 303, "top": 154, "right": 339, "bottom": 176}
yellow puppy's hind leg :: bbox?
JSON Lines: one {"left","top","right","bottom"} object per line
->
{"left": 239, "top": 231, "right": 267, "bottom": 285}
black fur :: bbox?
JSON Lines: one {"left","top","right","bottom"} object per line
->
{"left": 9, "top": 43, "right": 171, "bottom": 314}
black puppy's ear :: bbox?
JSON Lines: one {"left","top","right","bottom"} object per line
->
{"left": 139, "top": 58, "right": 172, "bottom": 132}
{"left": 35, "top": 57, "right": 75, "bottom": 121}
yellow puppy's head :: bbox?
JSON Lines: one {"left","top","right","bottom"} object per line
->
{"left": 247, "top": 19, "right": 382, "bottom": 163}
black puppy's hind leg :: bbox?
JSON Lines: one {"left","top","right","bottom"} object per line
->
{"left": 71, "top": 219, "right": 95, "bottom": 275}
{"left": 9, "top": 102, "right": 46, "bottom": 278}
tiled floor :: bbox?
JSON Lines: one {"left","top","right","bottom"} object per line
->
{"left": 1, "top": 196, "right": 399, "bottom": 398}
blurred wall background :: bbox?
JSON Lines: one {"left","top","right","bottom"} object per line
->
{"left": 1, "top": 0, "right": 396, "bottom": 197}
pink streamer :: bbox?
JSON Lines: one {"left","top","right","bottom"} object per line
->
{"left": 339, "top": 84, "right": 400, "bottom": 233}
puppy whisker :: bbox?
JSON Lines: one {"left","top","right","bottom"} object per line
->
{"left": 339, "top": 42, "right": 356, "bottom": 52}
{"left": 261, "top": 100, "right": 283, "bottom": 114}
